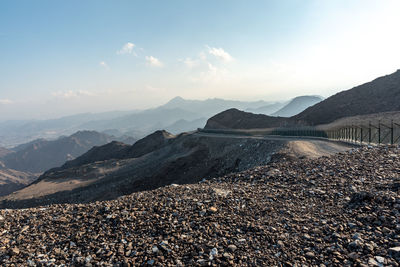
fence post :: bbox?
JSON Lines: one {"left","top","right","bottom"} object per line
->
{"left": 354, "top": 127, "right": 358, "bottom": 143}
{"left": 360, "top": 127, "right": 363, "bottom": 144}
{"left": 378, "top": 120, "right": 381, "bottom": 144}
{"left": 368, "top": 121, "right": 371, "bottom": 144}
{"left": 391, "top": 120, "right": 394, "bottom": 145}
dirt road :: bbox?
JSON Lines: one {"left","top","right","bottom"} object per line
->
{"left": 194, "top": 132, "right": 356, "bottom": 158}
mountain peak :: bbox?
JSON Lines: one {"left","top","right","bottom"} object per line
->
{"left": 167, "top": 96, "right": 185, "bottom": 104}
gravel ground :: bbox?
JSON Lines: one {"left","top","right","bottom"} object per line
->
{"left": 1, "top": 145, "right": 400, "bottom": 266}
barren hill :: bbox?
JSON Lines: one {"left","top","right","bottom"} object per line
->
{"left": 294, "top": 69, "right": 400, "bottom": 125}
{"left": 204, "top": 108, "right": 291, "bottom": 129}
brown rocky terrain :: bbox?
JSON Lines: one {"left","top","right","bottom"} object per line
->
{"left": 0, "top": 145, "right": 399, "bottom": 266}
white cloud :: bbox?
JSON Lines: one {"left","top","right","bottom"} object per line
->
{"left": 181, "top": 57, "right": 199, "bottom": 68}
{"left": 99, "top": 61, "right": 110, "bottom": 69}
{"left": 117, "top": 42, "right": 136, "bottom": 55}
{"left": 0, "top": 99, "right": 13, "bottom": 105}
{"left": 52, "top": 90, "right": 95, "bottom": 99}
{"left": 146, "top": 56, "right": 163, "bottom": 67}
{"left": 207, "top": 46, "right": 234, "bottom": 63}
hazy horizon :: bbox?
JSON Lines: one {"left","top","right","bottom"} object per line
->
{"left": 1, "top": 0, "right": 400, "bottom": 120}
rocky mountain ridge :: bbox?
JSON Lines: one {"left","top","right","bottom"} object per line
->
{"left": 0, "top": 131, "right": 129, "bottom": 173}
{"left": 205, "top": 70, "right": 400, "bottom": 129}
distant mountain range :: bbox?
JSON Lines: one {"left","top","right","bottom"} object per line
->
{"left": 0, "top": 97, "right": 276, "bottom": 148}
{"left": 206, "top": 70, "right": 400, "bottom": 129}
{"left": 245, "top": 102, "right": 287, "bottom": 115}
{"left": 271, "top": 95, "right": 323, "bottom": 117}
{"left": 0, "top": 95, "right": 320, "bottom": 148}
{"left": 0, "top": 130, "right": 133, "bottom": 173}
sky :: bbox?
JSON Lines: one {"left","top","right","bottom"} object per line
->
{"left": 1, "top": 0, "right": 400, "bottom": 120}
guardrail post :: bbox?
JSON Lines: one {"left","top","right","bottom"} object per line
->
{"left": 360, "top": 127, "right": 363, "bottom": 144}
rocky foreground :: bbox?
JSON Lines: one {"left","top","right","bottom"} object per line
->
{"left": 1, "top": 145, "right": 400, "bottom": 266}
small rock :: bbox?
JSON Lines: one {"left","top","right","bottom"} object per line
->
{"left": 348, "top": 252, "right": 359, "bottom": 260}
{"left": 209, "top": 207, "right": 218, "bottom": 213}
{"left": 10, "top": 247, "right": 20, "bottom": 255}
{"left": 389, "top": 247, "right": 400, "bottom": 253}
{"left": 228, "top": 244, "right": 237, "bottom": 252}
{"left": 209, "top": 247, "right": 218, "bottom": 260}
{"left": 223, "top": 252, "right": 233, "bottom": 259}
{"left": 368, "top": 257, "right": 379, "bottom": 266}
{"left": 152, "top": 246, "right": 159, "bottom": 253}
{"left": 375, "top": 256, "right": 385, "bottom": 264}
{"left": 303, "top": 233, "right": 311, "bottom": 240}
{"left": 349, "top": 240, "right": 363, "bottom": 249}
{"left": 348, "top": 222, "right": 356, "bottom": 228}
{"left": 305, "top": 251, "right": 315, "bottom": 258}
{"left": 352, "top": 233, "right": 362, "bottom": 240}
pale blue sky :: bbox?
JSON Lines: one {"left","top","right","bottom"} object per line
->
{"left": 1, "top": 0, "right": 399, "bottom": 119}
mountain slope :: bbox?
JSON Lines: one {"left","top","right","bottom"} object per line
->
{"left": 294, "top": 70, "right": 400, "bottom": 125}
{"left": 0, "top": 131, "right": 288, "bottom": 208}
{"left": 2, "top": 131, "right": 118, "bottom": 173}
{"left": 0, "top": 169, "right": 38, "bottom": 197}
{"left": 272, "top": 96, "right": 323, "bottom": 117}
{"left": 205, "top": 70, "right": 400, "bottom": 129}
{"left": 0, "top": 147, "right": 12, "bottom": 158}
